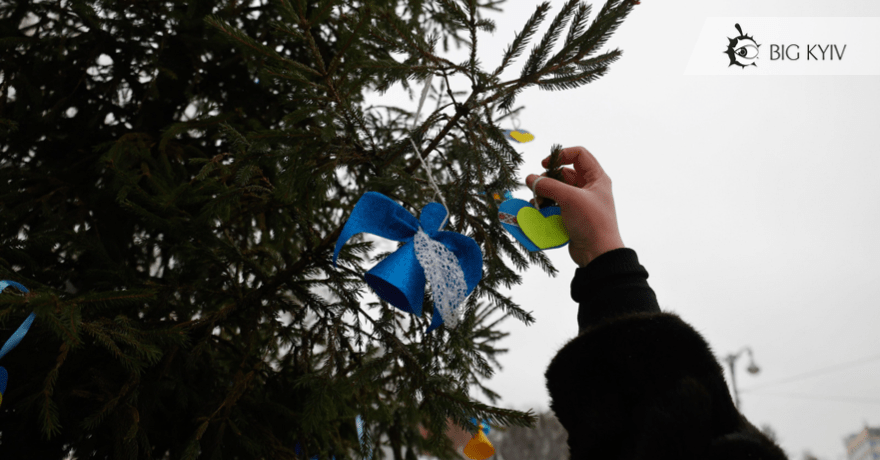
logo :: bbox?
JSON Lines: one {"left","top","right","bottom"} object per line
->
{"left": 724, "top": 23, "right": 761, "bottom": 68}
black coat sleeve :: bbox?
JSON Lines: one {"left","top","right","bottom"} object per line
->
{"left": 543, "top": 248, "right": 789, "bottom": 460}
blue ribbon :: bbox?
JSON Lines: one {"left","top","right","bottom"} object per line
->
{"left": 355, "top": 414, "right": 371, "bottom": 460}
{"left": 0, "top": 280, "right": 35, "bottom": 404}
{"left": 458, "top": 408, "right": 491, "bottom": 435}
{"left": 468, "top": 417, "right": 491, "bottom": 435}
{"left": 333, "top": 192, "right": 483, "bottom": 334}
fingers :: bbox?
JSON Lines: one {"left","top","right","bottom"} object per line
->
{"left": 526, "top": 174, "right": 562, "bottom": 206}
{"left": 557, "top": 167, "right": 578, "bottom": 186}
{"left": 528, "top": 168, "right": 579, "bottom": 189}
{"left": 542, "top": 146, "right": 607, "bottom": 184}
{"left": 446, "top": 418, "right": 473, "bottom": 450}
{"left": 526, "top": 147, "right": 603, "bottom": 206}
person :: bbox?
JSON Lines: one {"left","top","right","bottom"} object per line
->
{"left": 417, "top": 418, "right": 475, "bottom": 455}
{"left": 526, "top": 147, "right": 789, "bottom": 460}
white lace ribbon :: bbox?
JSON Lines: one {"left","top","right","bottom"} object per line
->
{"left": 413, "top": 227, "right": 468, "bottom": 329}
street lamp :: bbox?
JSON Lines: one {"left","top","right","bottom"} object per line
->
{"left": 722, "top": 346, "right": 760, "bottom": 410}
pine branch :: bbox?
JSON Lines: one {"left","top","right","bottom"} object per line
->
{"left": 36, "top": 342, "right": 70, "bottom": 438}
{"left": 577, "top": 0, "right": 637, "bottom": 59}
{"left": 536, "top": 54, "right": 619, "bottom": 91}
{"left": 0, "top": 0, "right": 640, "bottom": 455}
{"left": 564, "top": 2, "right": 593, "bottom": 54}
{"left": 520, "top": 0, "right": 580, "bottom": 80}
{"left": 204, "top": 15, "right": 315, "bottom": 76}
{"left": 543, "top": 2, "right": 594, "bottom": 73}
{"left": 325, "top": 4, "right": 370, "bottom": 77}
{"left": 492, "top": 2, "right": 551, "bottom": 78}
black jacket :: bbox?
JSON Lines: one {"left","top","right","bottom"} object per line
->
{"left": 544, "top": 248, "right": 789, "bottom": 460}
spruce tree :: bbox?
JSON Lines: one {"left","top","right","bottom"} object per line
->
{"left": 0, "top": 0, "right": 638, "bottom": 458}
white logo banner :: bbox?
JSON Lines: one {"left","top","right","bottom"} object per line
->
{"left": 684, "top": 17, "right": 880, "bottom": 75}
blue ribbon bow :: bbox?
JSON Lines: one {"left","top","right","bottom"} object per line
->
{"left": 333, "top": 192, "right": 483, "bottom": 334}
{"left": 0, "top": 280, "right": 36, "bottom": 407}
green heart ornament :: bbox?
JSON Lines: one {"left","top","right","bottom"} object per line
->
{"left": 516, "top": 206, "right": 570, "bottom": 249}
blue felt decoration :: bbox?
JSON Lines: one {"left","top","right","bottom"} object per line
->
{"left": 497, "top": 199, "right": 568, "bottom": 252}
{"left": 356, "top": 414, "right": 372, "bottom": 460}
{"left": 0, "top": 280, "right": 35, "bottom": 408}
{"left": 332, "top": 191, "right": 483, "bottom": 334}
{"left": 0, "top": 367, "right": 6, "bottom": 398}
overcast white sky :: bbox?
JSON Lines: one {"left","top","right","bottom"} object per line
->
{"left": 327, "top": 2, "right": 880, "bottom": 460}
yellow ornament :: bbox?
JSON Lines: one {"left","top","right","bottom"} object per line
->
{"left": 516, "top": 207, "right": 570, "bottom": 249}
{"left": 463, "top": 424, "right": 495, "bottom": 460}
{"left": 509, "top": 130, "right": 535, "bottom": 143}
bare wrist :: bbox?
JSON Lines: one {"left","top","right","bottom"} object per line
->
{"left": 576, "top": 240, "right": 625, "bottom": 268}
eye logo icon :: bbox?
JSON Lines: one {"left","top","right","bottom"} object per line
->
{"left": 724, "top": 23, "right": 760, "bottom": 68}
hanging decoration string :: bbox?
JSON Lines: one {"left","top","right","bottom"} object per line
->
{"left": 332, "top": 73, "right": 483, "bottom": 334}
{"left": 501, "top": 109, "right": 534, "bottom": 144}
{"left": 403, "top": 72, "right": 471, "bottom": 331}
{"left": 403, "top": 72, "right": 448, "bottom": 232}
{"left": 529, "top": 176, "right": 549, "bottom": 210}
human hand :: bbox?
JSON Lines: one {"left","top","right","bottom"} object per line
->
{"left": 525, "top": 146, "right": 625, "bottom": 268}
{"left": 418, "top": 417, "right": 474, "bottom": 452}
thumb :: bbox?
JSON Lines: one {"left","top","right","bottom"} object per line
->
{"left": 526, "top": 174, "right": 567, "bottom": 206}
